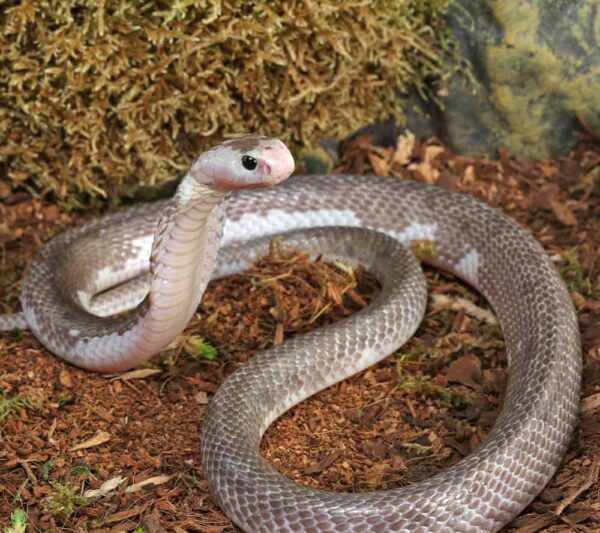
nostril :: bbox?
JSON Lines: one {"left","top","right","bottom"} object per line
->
{"left": 263, "top": 162, "right": 272, "bottom": 176}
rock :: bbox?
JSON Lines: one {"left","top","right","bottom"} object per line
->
{"left": 405, "top": 0, "right": 600, "bottom": 159}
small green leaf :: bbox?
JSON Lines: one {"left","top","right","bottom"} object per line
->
{"left": 183, "top": 336, "right": 219, "bottom": 360}
{"left": 43, "top": 483, "right": 88, "bottom": 517}
{"left": 5, "top": 509, "right": 27, "bottom": 533}
{"left": 57, "top": 395, "right": 74, "bottom": 408}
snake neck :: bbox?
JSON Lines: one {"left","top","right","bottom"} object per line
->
{"left": 135, "top": 174, "right": 229, "bottom": 362}
{"left": 25, "top": 173, "right": 231, "bottom": 373}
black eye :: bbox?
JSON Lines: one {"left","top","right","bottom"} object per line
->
{"left": 241, "top": 155, "right": 257, "bottom": 171}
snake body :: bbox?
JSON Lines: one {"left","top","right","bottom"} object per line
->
{"left": 0, "top": 136, "right": 581, "bottom": 532}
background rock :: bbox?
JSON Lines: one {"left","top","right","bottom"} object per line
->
{"left": 406, "top": 0, "right": 600, "bottom": 159}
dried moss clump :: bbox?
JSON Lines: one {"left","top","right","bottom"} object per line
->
{"left": 0, "top": 0, "right": 456, "bottom": 200}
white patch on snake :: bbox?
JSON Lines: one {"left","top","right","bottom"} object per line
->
{"left": 22, "top": 308, "right": 39, "bottom": 333}
{"left": 76, "top": 290, "right": 91, "bottom": 309}
{"left": 130, "top": 235, "right": 153, "bottom": 255}
{"left": 75, "top": 236, "right": 152, "bottom": 314}
{"left": 69, "top": 329, "right": 80, "bottom": 337}
{"left": 223, "top": 208, "right": 362, "bottom": 245}
{"left": 94, "top": 257, "right": 148, "bottom": 292}
{"left": 213, "top": 258, "right": 254, "bottom": 278}
{"left": 455, "top": 249, "right": 480, "bottom": 284}
{"left": 389, "top": 222, "right": 438, "bottom": 244}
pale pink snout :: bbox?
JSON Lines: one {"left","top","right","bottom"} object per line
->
{"left": 259, "top": 144, "right": 296, "bottom": 186}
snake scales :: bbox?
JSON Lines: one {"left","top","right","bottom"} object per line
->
{"left": 0, "top": 135, "right": 581, "bottom": 532}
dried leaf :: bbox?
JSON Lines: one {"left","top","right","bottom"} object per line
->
{"left": 110, "top": 368, "right": 162, "bottom": 381}
{"left": 70, "top": 430, "right": 111, "bottom": 451}
{"left": 140, "top": 515, "right": 169, "bottom": 533}
{"left": 84, "top": 476, "right": 126, "bottom": 498}
{"left": 47, "top": 418, "right": 58, "bottom": 446}
{"left": 125, "top": 475, "right": 172, "bottom": 494}
{"left": 535, "top": 184, "right": 577, "bottom": 226}
{"left": 409, "top": 161, "right": 439, "bottom": 184}
{"left": 393, "top": 132, "right": 416, "bottom": 166}
{"left": 446, "top": 354, "right": 482, "bottom": 388}
{"left": 367, "top": 150, "right": 392, "bottom": 175}
{"left": 431, "top": 294, "right": 497, "bottom": 324}
{"left": 423, "top": 144, "right": 445, "bottom": 165}
{"left": 548, "top": 196, "right": 577, "bottom": 226}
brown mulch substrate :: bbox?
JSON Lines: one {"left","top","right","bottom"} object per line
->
{"left": 0, "top": 133, "right": 598, "bottom": 532}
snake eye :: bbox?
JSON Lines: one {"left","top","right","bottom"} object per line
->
{"left": 241, "top": 155, "right": 258, "bottom": 171}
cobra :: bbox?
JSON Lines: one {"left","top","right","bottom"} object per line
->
{"left": 0, "top": 135, "right": 581, "bottom": 532}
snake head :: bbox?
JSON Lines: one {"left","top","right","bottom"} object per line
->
{"left": 191, "top": 134, "right": 295, "bottom": 191}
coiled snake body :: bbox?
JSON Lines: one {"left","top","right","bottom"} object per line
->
{"left": 0, "top": 135, "right": 581, "bottom": 532}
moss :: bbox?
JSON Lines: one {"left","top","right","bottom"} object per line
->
{"left": 0, "top": 0, "right": 457, "bottom": 200}
{"left": 559, "top": 248, "right": 599, "bottom": 298}
{"left": 396, "top": 373, "right": 471, "bottom": 409}
{"left": 0, "top": 392, "right": 38, "bottom": 421}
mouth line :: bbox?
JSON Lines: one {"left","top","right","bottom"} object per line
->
{"left": 212, "top": 178, "right": 278, "bottom": 191}
{"left": 212, "top": 169, "right": 293, "bottom": 190}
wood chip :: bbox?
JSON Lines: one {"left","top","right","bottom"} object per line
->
{"left": 104, "top": 505, "right": 146, "bottom": 523}
{"left": 512, "top": 512, "right": 557, "bottom": 533}
{"left": 555, "top": 460, "right": 600, "bottom": 515}
{"left": 195, "top": 391, "right": 209, "bottom": 404}
{"left": 305, "top": 450, "right": 343, "bottom": 475}
{"left": 274, "top": 322, "right": 284, "bottom": 345}
{"left": 140, "top": 515, "right": 169, "bottom": 533}
{"left": 580, "top": 393, "right": 600, "bottom": 414}
{"left": 59, "top": 369, "right": 73, "bottom": 388}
